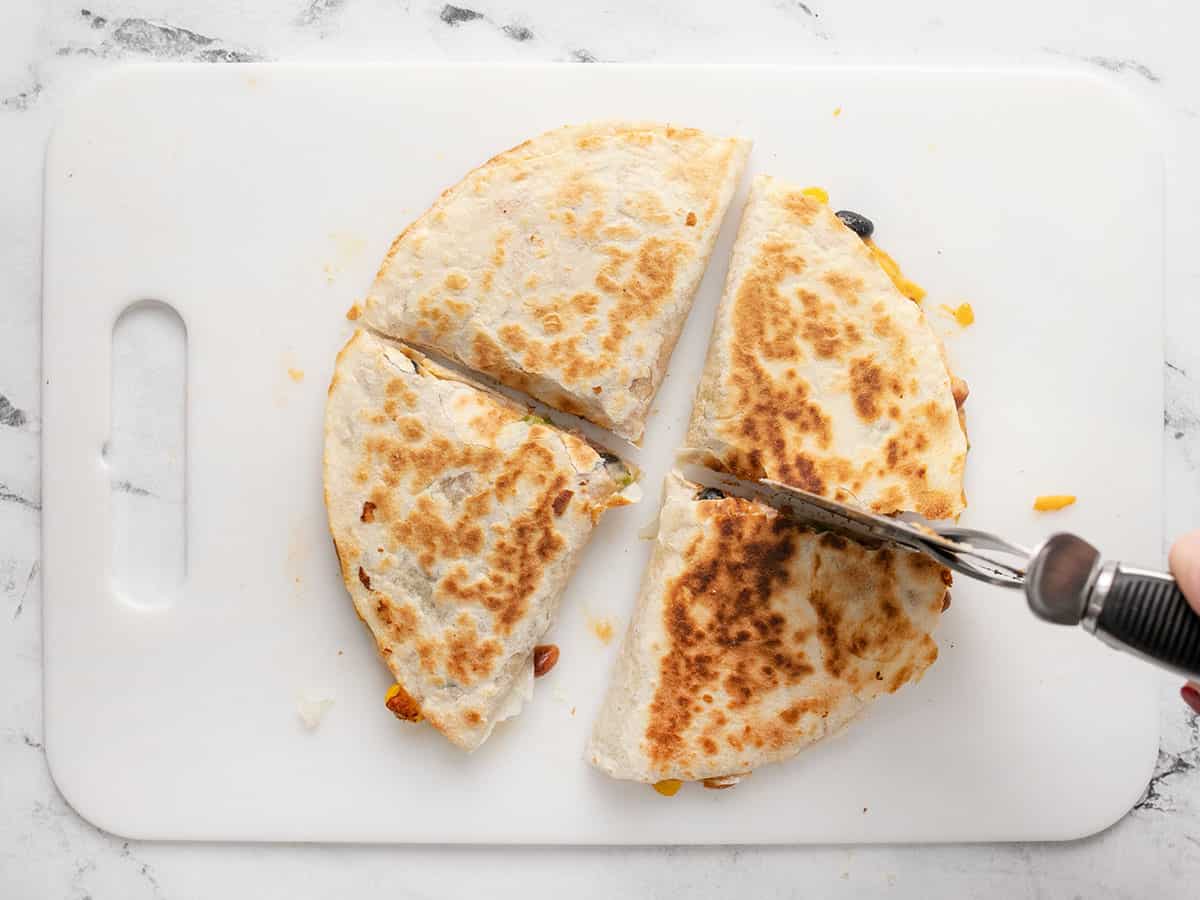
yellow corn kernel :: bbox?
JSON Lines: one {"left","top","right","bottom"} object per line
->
{"left": 653, "top": 779, "right": 683, "bottom": 797}
{"left": 1033, "top": 495, "right": 1076, "bottom": 511}
{"left": 801, "top": 186, "right": 829, "bottom": 204}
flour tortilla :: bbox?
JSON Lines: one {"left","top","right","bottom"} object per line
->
{"left": 364, "top": 122, "right": 751, "bottom": 443}
{"left": 588, "top": 472, "right": 949, "bottom": 784}
{"left": 686, "top": 175, "right": 967, "bottom": 519}
{"left": 324, "top": 330, "right": 637, "bottom": 751}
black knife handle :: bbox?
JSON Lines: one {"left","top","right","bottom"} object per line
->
{"left": 1091, "top": 565, "right": 1200, "bottom": 680}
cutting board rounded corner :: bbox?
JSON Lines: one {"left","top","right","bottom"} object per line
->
{"left": 1061, "top": 716, "right": 1160, "bottom": 843}
{"left": 42, "top": 735, "right": 153, "bottom": 843}
{"left": 1029, "top": 58, "right": 1169, "bottom": 143}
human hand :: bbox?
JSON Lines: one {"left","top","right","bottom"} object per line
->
{"left": 1168, "top": 529, "right": 1200, "bottom": 713}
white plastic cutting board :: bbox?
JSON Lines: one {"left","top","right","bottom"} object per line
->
{"left": 43, "top": 63, "right": 1165, "bottom": 844}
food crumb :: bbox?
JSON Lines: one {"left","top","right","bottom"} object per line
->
{"left": 833, "top": 106, "right": 842, "bottom": 117}
{"left": 653, "top": 779, "right": 682, "bottom": 797}
{"left": 588, "top": 615, "right": 615, "bottom": 645}
{"left": 297, "top": 694, "right": 334, "bottom": 729}
{"left": 288, "top": 368, "right": 304, "bottom": 382}
{"left": 570, "top": 706, "right": 576, "bottom": 717}
{"left": 941, "top": 302, "right": 975, "bottom": 327}
{"left": 1034, "top": 494, "right": 1076, "bottom": 511}
{"left": 345, "top": 303, "right": 362, "bottom": 321}
{"left": 801, "top": 186, "right": 829, "bottom": 204}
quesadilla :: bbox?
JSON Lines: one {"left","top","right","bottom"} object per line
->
{"left": 588, "top": 472, "right": 949, "bottom": 786}
{"left": 686, "top": 175, "right": 968, "bottom": 519}
{"left": 363, "top": 121, "right": 751, "bottom": 443}
{"left": 324, "top": 330, "right": 637, "bottom": 751}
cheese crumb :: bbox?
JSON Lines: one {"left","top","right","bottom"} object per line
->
{"left": 1033, "top": 495, "right": 1076, "bottom": 511}
{"left": 588, "top": 615, "right": 615, "bottom": 645}
{"left": 297, "top": 694, "right": 334, "bottom": 729}
{"left": 942, "top": 303, "right": 975, "bottom": 327}
{"left": 801, "top": 186, "right": 829, "bottom": 204}
{"left": 287, "top": 368, "right": 304, "bottom": 383}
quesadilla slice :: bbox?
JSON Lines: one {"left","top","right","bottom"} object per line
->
{"left": 364, "top": 121, "right": 751, "bottom": 443}
{"left": 588, "top": 472, "right": 949, "bottom": 786}
{"left": 324, "top": 330, "right": 637, "bottom": 751}
{"left": 686, "top": 175, "right": 967, "bottom": 519}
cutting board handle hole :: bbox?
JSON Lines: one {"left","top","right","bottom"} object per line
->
{"left": 110, "top": 300, "right": 188, "bottom": 608}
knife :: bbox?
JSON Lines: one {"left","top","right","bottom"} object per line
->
{"left": 678, "top": 464, "right": 1200, "bottom": 681}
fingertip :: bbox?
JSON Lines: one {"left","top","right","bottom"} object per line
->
{"left": 1182, "top": 682, "right": 1200, "bottom": 715}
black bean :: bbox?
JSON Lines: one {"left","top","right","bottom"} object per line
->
{"left": 695, "top": 487, "right": 726, "bottom": 501}
{"left": 835, "top": 209, "right": 874, "bottom": 239}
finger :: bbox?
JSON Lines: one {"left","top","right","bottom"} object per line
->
{"left": 1168, "top": 529, "right": 1200, "bottom": 615}
{"left": 1182, "top": 682, "right": 1200, "bottom": 715}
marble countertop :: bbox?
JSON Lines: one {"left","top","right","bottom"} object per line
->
{"left": 3, "top": 1, "right": 1200, "bottom": 896}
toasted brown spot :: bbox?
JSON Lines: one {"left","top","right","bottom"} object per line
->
{"left": 463, "top": 709, "right": 482, "bottom": 726}
{"left": 366, "top": 431, "right": 500, "bottom": 497}
{"left": 444, "top": 271, "right": 469, "bottom": 291}
{"left": 789, "top": 456, "right": 826, "bottom": 494}
{"left": 645, "top": 504, "right": 815, "bottom": 766}
{"left": 721, "top": 241, "right": 838, "bottom": 487}
{"left": 781, "top": 192, "right": 820, "bottom": 224}
{"left": 358, "top": 566, "right": 371, "bottom": 590}
{"left": 434, "top": 442, "right": 569, "bottom": 635}
{"left": 780, "top": 697, "right": 827, "bottom": 725}
{"left": 491, "top": 230, "right": 509, "bottom": 268}
{"left": 373, "top": 595, "right": 419, "bottom": 645}
{"left": 552, "top": 489, "right": 574, "bottom": 516}
{"left": 824, "top": 271, "right": 865, "bottom": 306}
{"left": 557, "top": 170, "right": 605, "bottom": 209}
{"left": 492, "top": 236, "right": 688, "bottom": 389}
{"left": 685, "top": 211, "right": 697, "bottom": 227}
{"left": 441, "top": 615, "right": 503, "bottom": 686}
{"left": 849, "top": 357, "right": 887, "bottom": 421}
{"left": 361, "top": 501, "right": 376, "bottom": 523}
